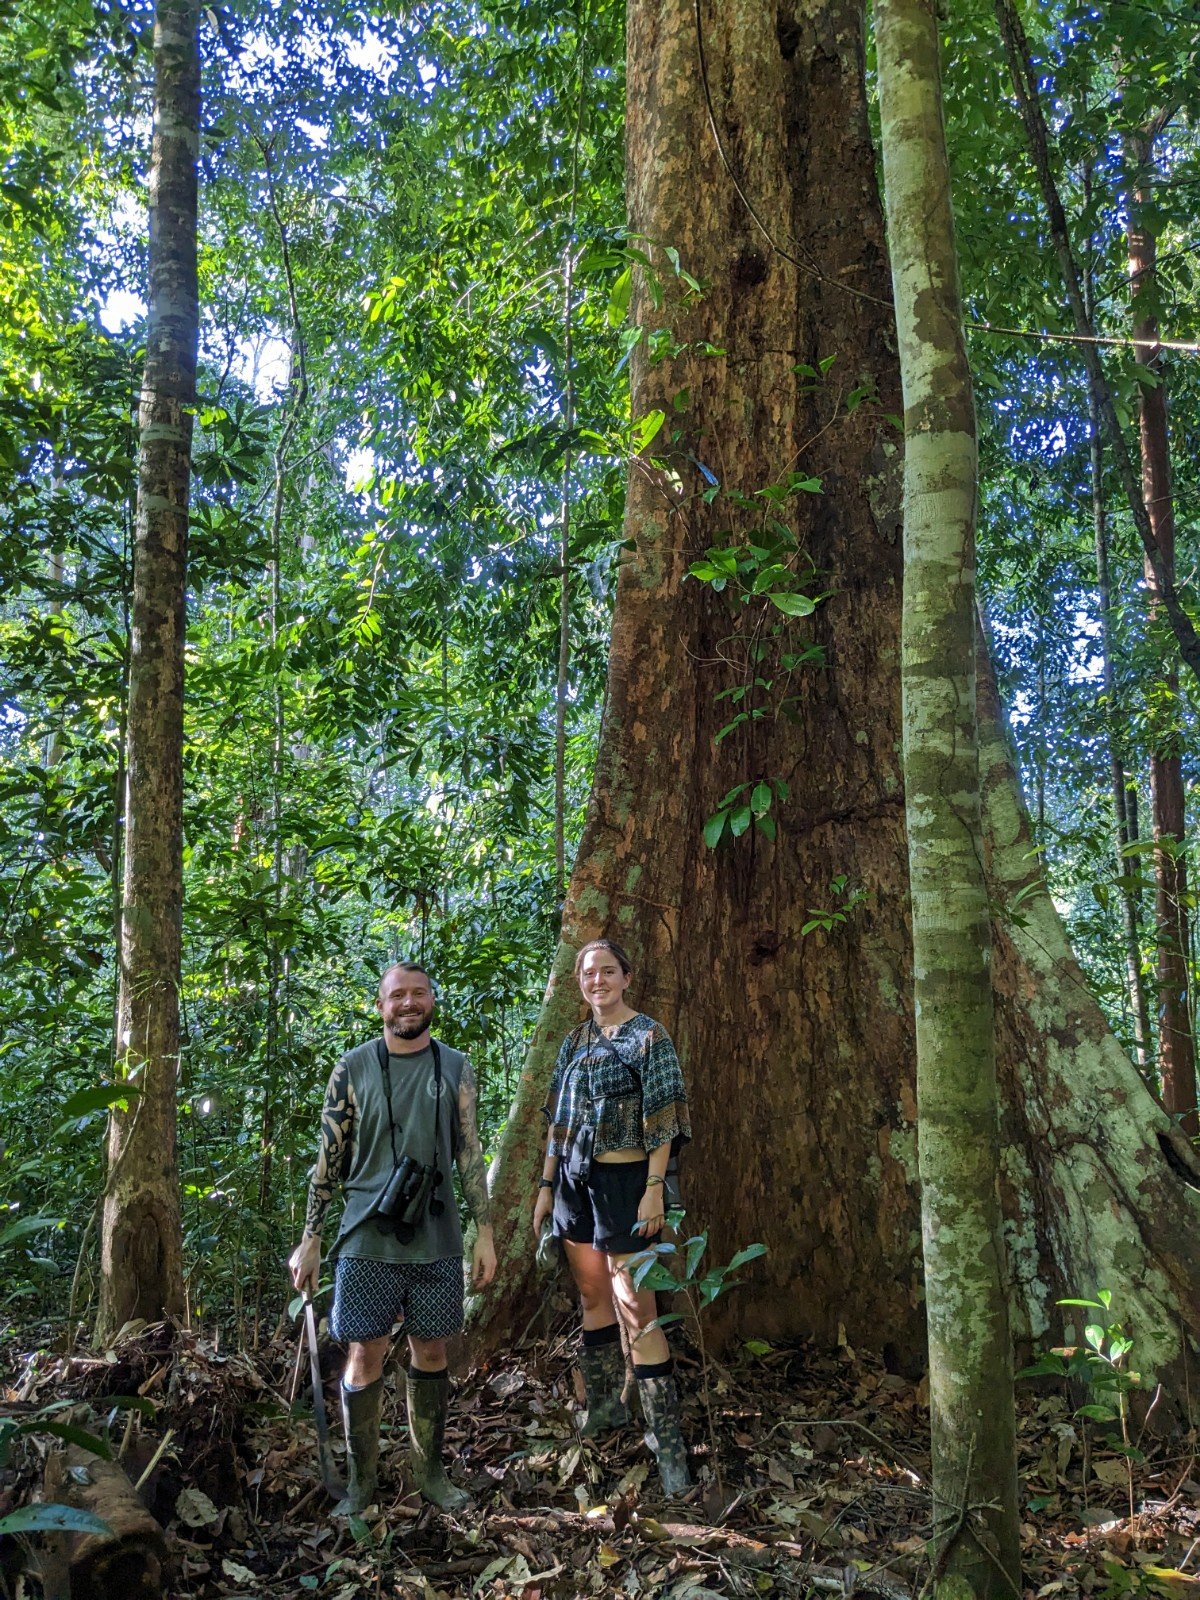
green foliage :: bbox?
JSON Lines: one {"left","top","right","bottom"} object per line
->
{"left": 1019, "top": 1290, "right": 1141, "bottom": 1431}
{"left": 626, "top": 1215, "right": 767, "bottom": 1314}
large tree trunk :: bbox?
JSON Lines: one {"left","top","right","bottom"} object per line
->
{"left": 875, "top": 0, "right": 1018, "bottom": 1587}
{"left": 473, "top": 0, "right": 1200, "bottom": 1401}
{"left": 1127, "top": 128, "right": 1197, "bottom": 1136}
{"left": 98, "top": 0, "right": 199, "bottom": 1340}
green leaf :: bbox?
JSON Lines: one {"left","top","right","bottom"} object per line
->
{"left": 95, "top": 1396, "right": 158, "bottom": 1416}
{"left": 684, "top": 1231, "right": 708, "bottom": 1278}
{"left": 0, "top": 1504, "right": 112, "bottom": 1536}
{"left": 59, "top": 1084, "right": 141, "bottom": 1119}
{"left": 729, "top": 805, "right": 752, "bottom": 838}
{"left": 703, "top": 811, "right": 728, "bottom": 849}
{"left": 755, "top": 814, "right": 777, "bottom": 842}
{"left": 767, "top": 591, "right": 817, "bottom": 617}
{"left": 607, "top": 266, "right": 632, "bottom": 326}
{"left": 631, "top": 408, "right": 666, "bottom": 455}
{"left": 36, "top": 1423, "right": 113, "bottom": 1459}
{"left": 726, "top": 1243, "right": 767, "bottom": 1272}
{"left": 750, "top": 783, "right": 772, "bottom": 815}
{"left": 0, "top": 1214, "right": 64, "bottom": 1249}
{"left": 743, "top": 1338, "right": 772, "bottom": 1357}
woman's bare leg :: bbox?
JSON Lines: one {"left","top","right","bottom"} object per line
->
{"left": 563, "top": 1238, "right": 619, "bottom": 1331}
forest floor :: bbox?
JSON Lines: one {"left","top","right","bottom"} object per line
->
{"left": 3, "top": 1309, "right": 1200, "bottom": 1600}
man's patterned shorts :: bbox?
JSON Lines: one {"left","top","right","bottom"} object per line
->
{"left": 330, "top": 1255, "right": 464, "bottom": 1344}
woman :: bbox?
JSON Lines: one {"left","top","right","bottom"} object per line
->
{"left": 532, "top": 938, "right": 692, "bottom": 1495}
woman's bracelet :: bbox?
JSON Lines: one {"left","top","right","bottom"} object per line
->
{"left": 645, "top": 1175, "right": 665, "bottom": 1188}
{"left": 538, "top": 1177, "right": 554, "bottom": 1189}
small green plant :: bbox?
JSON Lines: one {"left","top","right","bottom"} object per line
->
{"left": 1019, "top": 1289, "right": 1143, "bottom": 1517}
{"left": 801, "top": 874, "right": 869, "bottom": 936}
{"left": 627, "top": 1215, "right": 766, "bottom": 1491}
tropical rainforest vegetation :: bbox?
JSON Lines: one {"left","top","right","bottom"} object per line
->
{"left": 3, "top": 0, "right": 1200, "bottom": 1594}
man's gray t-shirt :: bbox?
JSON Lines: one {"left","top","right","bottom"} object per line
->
{"left": 335, "top": 1040, "right": 465, "bottom": 1264}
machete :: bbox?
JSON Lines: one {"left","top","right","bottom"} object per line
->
{"left": 303, "top": 1293, "right": 346, "bottom": 1500}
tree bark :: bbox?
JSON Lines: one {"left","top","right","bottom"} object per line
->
{"left": 98, "top": 0, "right": 199, "bottom": 1340}
{"left": 45, "top": 1445, "right": 169, "bottom": 1600}
{"left": 472, "top": 0, "right": 1200, "bottom": 1404}
{"left": 1127, "top": 128, "right": 1196, "bottom": 1135}
{"left": 875, "top": 0, "right": 1019, "bottom": 1587}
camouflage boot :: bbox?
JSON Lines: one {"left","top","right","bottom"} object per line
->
{"left": 636, "top": 1367, "right": 691, "bottom": 1497}
{"left": 334, "top": 1376, "right": 382, "bottom": 1515}
{"left": 406, "top": 1369, "right": 470, "bottom": 1511}
{"left": 578, "top": 1325, "right": 629, "bottom": 1437}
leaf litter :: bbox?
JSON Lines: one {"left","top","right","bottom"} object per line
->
{"left": 3, "top": 1318, "right": 1199, "bottom": 1600}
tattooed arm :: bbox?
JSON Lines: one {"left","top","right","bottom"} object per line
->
{"left": 457, "top": 1059, "right": 497, "bottom": 1289}
{"left": 289, "top": 1061, "right": 355, "bottom": 1292}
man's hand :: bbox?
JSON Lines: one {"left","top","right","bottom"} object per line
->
{"left": 471, "top": 1227, "right": 497, "bottom": 1290}
{"left": 289, "top": 1234, "right": 321, "bottom": 1294}
{"left": 532, "top": 1185, "right": 553, "bottom": 1242}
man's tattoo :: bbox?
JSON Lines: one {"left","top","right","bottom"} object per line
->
{"left": 305, "top": 1061, "right": 355, "bottom": 1238}
{"left": 456, "top": 1059, "right": 492, "bottom": 1226}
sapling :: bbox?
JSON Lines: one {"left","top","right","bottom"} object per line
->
{"left": 1019, "top": 1289, "right": 1143, "bottom": 1520}
{"left": 626, "top": 1211, "right": 766, "bottom": 1492}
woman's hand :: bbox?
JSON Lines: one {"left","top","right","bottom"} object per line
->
{"left": 634, "top": 1184, "right": 665, "bottom": 1239}
{"left": 532, "top": 1184, "right": 554, "bottom": 1242}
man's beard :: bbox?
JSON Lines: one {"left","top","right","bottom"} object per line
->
{"left": 388, "top": 1006, "right": 433, "bottom": 1040}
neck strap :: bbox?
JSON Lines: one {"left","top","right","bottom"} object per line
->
{"left": 376, "top": 1038, "right": 444, "bottom": 1197}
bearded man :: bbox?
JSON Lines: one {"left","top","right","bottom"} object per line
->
{"left": 289, "top": 962, "right": 496, "bottom": 1513}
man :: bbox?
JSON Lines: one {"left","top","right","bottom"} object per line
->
{"left": 289, "top": 963, "right": 497, "bottom": 1513}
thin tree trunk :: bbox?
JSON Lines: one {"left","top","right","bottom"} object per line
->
{"left": 876, "top": 0, "right": 1019, "bottom": 1587}
{"left": 992, "top": 0, "right": 1200, "bottom": 690}
{"left": 555, "top": 75, "right": 586, "bottom": 907}
{"left": 1127, "top": 128, "right": 1197, "bottom": 1134}
{"left": 45, "top": 463, "right": 65, "bottom": 769}
{"left": 98, "top": 0, "right": 199, "bottom": 1340}
{"left": 555, "top": 239, "right": 575, "bottom": 907}
{"left": 1082, "top": 225, "right": 1150, "bottom": 1064}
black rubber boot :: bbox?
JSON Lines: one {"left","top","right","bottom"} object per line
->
{"left": 406, "top": 1368, "right": 470, "bottom": 1511}
{"left": 334, "top": 1376, "right": 382, "bottom": 1515}
{"left": 636, "top": 1364, "right": 692, "bottom": 1497}
{"left": 578, "top": 1324, "right": 629, "bottom": 1436}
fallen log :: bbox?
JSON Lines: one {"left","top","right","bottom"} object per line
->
{"left": 44, "top": 1444, "right": 168, "bottom": 1599}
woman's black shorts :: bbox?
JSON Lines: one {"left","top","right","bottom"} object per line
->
{"left": 552, "top": 1157, "right": 650, "bottom": 1255}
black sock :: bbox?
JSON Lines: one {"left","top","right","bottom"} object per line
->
{"left": 409, "top": 1365, "right": 448, "bottom": 1382}
{"left": 633, "top": 1357, "right": 673, "bottom": 1380}
{"left": 582, "top": 1323, "right": 621, "bottom": 1349}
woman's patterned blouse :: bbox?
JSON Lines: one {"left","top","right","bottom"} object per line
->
{"left": 541, "top": 1013, "right": 691, "bottom": 1159}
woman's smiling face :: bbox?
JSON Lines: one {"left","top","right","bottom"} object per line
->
{"left": 578, "top": 948, "right": 631, "bottom": 1012}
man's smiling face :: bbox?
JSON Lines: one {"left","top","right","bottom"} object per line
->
{"left": 377, "top": 967, "right": 435, "bottom": 1044}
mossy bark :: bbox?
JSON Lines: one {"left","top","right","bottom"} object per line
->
{"left": 875, "top": 0, "right": 1019, "bottom": 1589}
{"left": 98, "top": 0, "right": 199, "bottom": 1340}
{"left": 472, "top": 0, "right": 1200, "bottom": 1407}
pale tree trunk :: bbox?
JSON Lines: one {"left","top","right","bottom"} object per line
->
{"left": 1127, "top": 127, "right": 1196, "bottom": 1135}
{"left": 876, "top": 0, "right": 1019, "bottom": 1589}
{"left": 472, "top": 0, "right": 1200, "bottom": 1407}
{"left": 98, "top": 0, "right": 199, "bottom": 1340}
